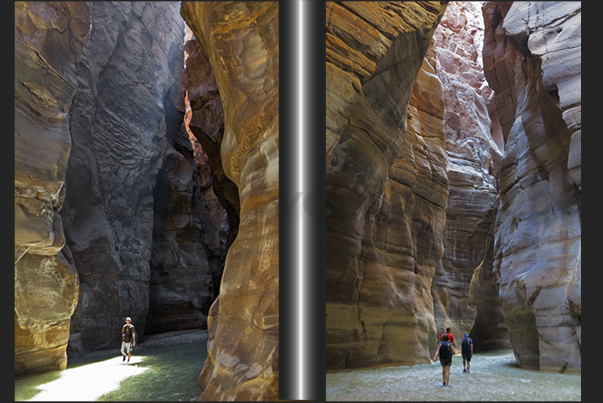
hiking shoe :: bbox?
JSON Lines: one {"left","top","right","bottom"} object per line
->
{"left": 463, "top": 368, "right": 467, "bottom": 373}
{"left": 122, "top": 354, "right": 126, "bottom": 362}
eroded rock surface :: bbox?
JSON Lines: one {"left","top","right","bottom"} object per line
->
{"left": 427, "top": 1, "right": 507, "bottom": 349}
{"left": 180, "top": 2, "right": 279, "bottom": 400}
{"left": 325, "top": 1, "right": 448, "bottom": 369}
{"left": 60, "top": 1, "right": 186, "bottom": 354}
{"left": 15, "top": 1, "right": 90, "bottom": 374}
{"left": 483, "top": 1, "right": 581, "bottom": 372}
{"left": 183, "top": 27, "right": 240, "bottom": 296}
{"left": 146, "top": 79, "right": 215, "bottom": 334}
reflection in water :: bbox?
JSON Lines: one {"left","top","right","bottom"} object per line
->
{"left": 326, "top": 350, "right": 580, "bottom": 401}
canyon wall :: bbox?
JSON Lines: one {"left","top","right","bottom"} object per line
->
{"left": 180, "top": 2, "right": 279, "bottom": 400}
{"left": 15, "top": 1, "right": 90, "bottom": 374}
{"left": 182, "top": 27, "right": 240, "bottom": 297}
{"left": 325, "top": 1, "right": 449, "bottom": 369}
{"left": 427, "top": 1, "right": 508, "bottom": 349}
{"left": 59, "top": 1, "right": 215, "bottom": 355}
{"left": 483, "top": 1, "right": 581, "bottom": 372}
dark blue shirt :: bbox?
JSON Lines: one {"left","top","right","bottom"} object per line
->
{"left": 461, "top": 336, "right": 473, "bottom": 355}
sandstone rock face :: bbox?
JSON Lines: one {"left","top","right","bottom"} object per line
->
{"left": 15, "top": 1, "right": 90, "bottom": 374}
{"left": 183, "top": 27, "right": 240, "bottom": 296}
{"left": 427, "top": 1, "right": 507, "bottom": 349}
{"left": 180, "top": 2, "right": 279, "bottom": 400}
{"left": 483, "top": 1, "right": 581, "bottom": 372}
{"left": 60, "top": 1, "right": 186, "bottom": 354}
{"left": 325, "top": 1, "right": 448, "bottom": 369}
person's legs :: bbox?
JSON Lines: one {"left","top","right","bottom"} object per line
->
{"left": 466, "top": 356, "right": 471, "bottom": 372}
{"left": 445, "top": 365, "right": 451, "bottom": 385}
{"left": 462, "top": 356, "right": 466, "bottom": 372}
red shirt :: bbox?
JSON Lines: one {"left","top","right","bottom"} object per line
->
{"left": 440, "top": 332, "right": 454, "bottom": 343}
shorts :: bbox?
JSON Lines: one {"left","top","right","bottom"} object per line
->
{"left": 121, "top": 341, "right": 132, "bottom": 354}
{"left": 462, "top": 353, "right": 472, "bottom": 361}
{"left": 440, "top": 357, "right": 452, "bottom": 367}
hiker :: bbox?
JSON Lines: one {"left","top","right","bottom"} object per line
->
{"left": 433, "top": 333, "right": 455, "bottom": 386}
{"left": 440, "top": 327, "right": 456, "bottom": 348}
{"left": 461, "top": 333, "right": 473, "bottom": 373}
{"left": 121, "top": 317, "right": 136, "bottom": 362}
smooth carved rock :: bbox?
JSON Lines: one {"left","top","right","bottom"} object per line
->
{"left": 180, "top": 2, "right": 279, "bottom": 400}
{"left": 326, "top": 1, "right": 448, "bottom": 369}
{"left": 60, "top": 1, "right": 185, "bottom": 355}
{"left": 483, "top": 1, "right": 581, "bottom": 372}
{"left": 427, "top": 1, "right": 507, "bottom": 349}
{"left": 15, "top": 1, "right": 90, "bottom": 374}
{"left": 183, "top": 28, "right": 240, "bottom": 295}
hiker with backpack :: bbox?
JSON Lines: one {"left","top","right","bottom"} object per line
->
{"left": 440, "top": 327, "right": 457, "bottom": 349}
{"left": 461, "top": 333, "right": 473, "bottom": 372}
{"left": 433, "top": 333, "right": 455, "bottom": 386}
{"left": 120, "top": 317, "right": 136, "bottom": 362}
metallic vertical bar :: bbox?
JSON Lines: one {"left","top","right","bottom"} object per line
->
{"left": 280, "top": 0, "right": 325, "bottom": 400}
{"left": 279, "top": 0, "right": 298, "bottom": 399}
{"left": 301, "top": 0, "right": 326, "bottom": 400}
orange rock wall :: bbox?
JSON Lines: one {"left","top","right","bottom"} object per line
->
{"left": 15, "top": 1, "right": 90, "bottom": 374}
{"left": 326, "top": 1, "right": 448, "bottom": 369}
{"left": 180, "top": 2, "right": 279, "bottom": 399}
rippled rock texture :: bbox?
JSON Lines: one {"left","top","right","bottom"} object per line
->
{"left": 427, "top": 1, "right": 507, "bottom": 349}
{"left": 15, "top": 1, "right": 90, "bottom": 374}
{"left": 483, "top": 1, "right": 581, "bottom": 372}
{"left": 60, "top": 1, "right": 189, "bottom": 354}
{"left": 326, "top": 1, "right": 449, "bottom": 369}
{"left": 180, "top": 2, "right": 279, "bottom": 400}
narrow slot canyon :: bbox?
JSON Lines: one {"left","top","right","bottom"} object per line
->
{"left": 14, "top": 0, "right": 580, "bottom": 401}
{"left": 15, "top": 1, "right": 277, "bottom": 401}
{"left": 325, "top": 0, "right": 580, "bottom": 399}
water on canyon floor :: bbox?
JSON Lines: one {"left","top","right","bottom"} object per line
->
{"left": 326, "top": 350, "right": 580, "bottom": 401}
{"left": 15, "top": 330, "right": 208, "bottom": 401}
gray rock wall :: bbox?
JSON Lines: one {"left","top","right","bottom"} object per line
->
{"left": 61, "top": 1, "right": 189, "bottom": 354}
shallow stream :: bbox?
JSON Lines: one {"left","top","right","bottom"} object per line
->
{"left": 326, "top": 350, "right": 581, "bottom": 401}
{"left": 15, "top": 330, "right": 208, "bottom": 401}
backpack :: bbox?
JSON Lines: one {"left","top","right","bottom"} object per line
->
{"left": 122, "top": 324, "right": 133, "bottom": 342}
{"left": 462, "top": 337, "right": 472, "bottom": 354}
{"left": 439, "top": 341, "right": 452, "bottom": 359}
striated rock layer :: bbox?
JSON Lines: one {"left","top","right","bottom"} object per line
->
{"left": 60, "top": 1, "right": 188, "bottom": 355}
{"left": 183, "top": 27, "right": 240, "bottom": 297}
{"left": 427, "top": 1, "right": 508, "bottom": 350}
{"left": 180, "top": 2, "right": 279, "bottom": 400}
{"left": 483, "top": 1, "right": 581, "bottom": 372}
{"left": 325, "top": 1, "right": 449, "bottom": 369}
{"left": 15, "top": 1, "right": 90, "bottom": 374}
